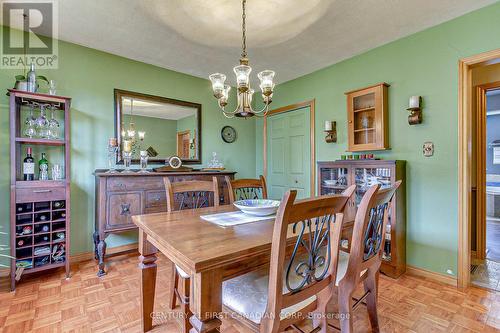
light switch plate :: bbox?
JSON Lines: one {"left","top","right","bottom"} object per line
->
{"left": 423, "top": 142, "right": 434, "bottom": 157}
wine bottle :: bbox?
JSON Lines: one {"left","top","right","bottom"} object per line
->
{"left": 23, "top": 147, "right": 35, "bottom": 181}
{"left": 26, "top": 63, "right": 37, "bottom": 93}
{"left": 39, "top": 152, "right": 49, "bottom": 180}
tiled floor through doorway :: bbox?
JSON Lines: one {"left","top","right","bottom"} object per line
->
{"left": 471, "top": 258, "right": 500, "bottom": 291}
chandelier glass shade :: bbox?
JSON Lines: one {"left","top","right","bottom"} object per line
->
{"left": 121, "top": 98, "right": 146, "bottom": 144}
{"left": 209, "top": 0, "right": 275, "bottom": 118}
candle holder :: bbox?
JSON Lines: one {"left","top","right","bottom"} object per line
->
{"left": 407, "top": 96, "right": 422, "bottom": 125}
{"left": 324, "top": 121, "right": 337, "bottom": 143}
{"left": 139, "top": 151, "right": 149, "bottom": 173}
{"left": 105, "top": 138, "right": 119, "bottom": 173}
{"left": 122, "top": 151, "right": 133, "bottom": 173}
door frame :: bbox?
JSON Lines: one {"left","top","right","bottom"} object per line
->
{"left": 263, "top": 100, "right": 316, "bottom": 197}
{"left": 176, "top": 130, "right": 190, "bottom": 158}
{"left": 458, "top": 48, "right": 500, "bottom": 288}
{"left": 475, "top": 81, "right": 500, "bottom": 261}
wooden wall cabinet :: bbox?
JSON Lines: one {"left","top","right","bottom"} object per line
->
{"left": 345, "top": 83, "right": 389, "bottom": 152}
{"left": 9, "top": 90, "right": 71, "bottom": 291}
{"left": 318, "top": 160, "right": 406, "bottom": 278}
{"left": 94, "top": 170, "right": 236, "bottom": 276}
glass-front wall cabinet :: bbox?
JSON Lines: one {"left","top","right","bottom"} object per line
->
{"left": 317, "top": 160, "right": 406, "bottom": 278}
{"left": 346, "top": 83, "right": 389, "bottom": 152}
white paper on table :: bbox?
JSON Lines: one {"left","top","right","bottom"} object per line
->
{"left": 200, "top": 211, "right": 275, "bottom": 227}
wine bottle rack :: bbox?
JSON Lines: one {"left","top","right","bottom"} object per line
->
{"left": 14, "top": 199, "right": 67, "bottom": 272}
{"left": 9, "top": 90, "right": 72, "bottom": 290}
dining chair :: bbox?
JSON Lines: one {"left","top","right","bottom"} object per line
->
{"left": 332, "top": 181, "right": 401, "bottom": 333}
{"left": 163, "top": 177, "right": 220, "bottom": 333}
{"left": 221, "top": 185, "right": 356, "bottom": 333}
{"left": 225, "top": 175, "right": 268, "bottom": 204}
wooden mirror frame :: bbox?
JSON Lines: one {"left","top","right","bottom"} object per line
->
{"left": 114, "top": 89, "right": 202, "bottom": 164}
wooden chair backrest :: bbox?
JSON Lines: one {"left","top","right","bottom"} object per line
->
{"left": 261, "top": 185, "right": 356, "bottom": 332}
{"left": 225, "top": 175, "right": 268, "bottom": 204}
{"left": 341, "top": 181, "right": 401, "bottom": 288}
{"left": 163, "top": 177, "right": 220, "bottom": 212}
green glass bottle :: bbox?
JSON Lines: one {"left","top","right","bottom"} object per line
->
{"left": 38, "top": 152, "right": 49, "bottom": 180}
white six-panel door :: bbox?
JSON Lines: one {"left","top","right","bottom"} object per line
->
{"left": 267, "top": 107, "right": 311, "bottom": 200}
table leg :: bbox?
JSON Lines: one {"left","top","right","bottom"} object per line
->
{"left": 189, "top": 269, "right": 223, "bottom": 333}
{"left": 139, "top": 230, "right": 158, "bottom": 332}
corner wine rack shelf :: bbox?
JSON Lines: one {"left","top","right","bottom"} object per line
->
{"left": 8, "top": 89, "right": 72, "bottom": 291}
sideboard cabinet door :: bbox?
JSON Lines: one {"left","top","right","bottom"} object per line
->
{"left": 106, "top": 192, "right": 142, "bottom": 228}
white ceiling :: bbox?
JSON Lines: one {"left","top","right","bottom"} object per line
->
{"left": 9, "top": 0, "right": 499, "bottom": 84}
{"left": 122, "top": 98, "right": 196, "bottom": 121}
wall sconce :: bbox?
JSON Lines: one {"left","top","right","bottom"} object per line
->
{"left": 324, "top": 120, "right": 337, "bottom": 143}
{"left": 407, "top": 96, "right": 422, "bottom": 125}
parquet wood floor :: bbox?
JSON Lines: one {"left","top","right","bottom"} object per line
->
{"left": 0, "top": 252, "right": 499, "bottom": 333}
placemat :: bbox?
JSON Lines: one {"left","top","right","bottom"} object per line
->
{"left": 200, "top": 211, "right": 275, "bottom": 227}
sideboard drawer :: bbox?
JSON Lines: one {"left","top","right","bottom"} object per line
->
{"left": 145, "top": 190, "right": 166, "bottom": 208}
{"left": 107, "top": 176, "right": 164, "bottom": 191}
{"left": 16, "top": 187, "right": 66, "bottom": 203}
{"left": 106, "top": 192, "right": 142, "bottom": 228}
{"left": 145, "top": 206, "right": 167, "bottom": 214}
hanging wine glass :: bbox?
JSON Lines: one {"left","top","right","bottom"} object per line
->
{"left": 47, "top": 105, "right": 60, "bottom": 139}
{"left": 24, "top": 103, "right": 37, "bottom": 138}
{"left": 35, "top": 104, "right": 49, "bottom": 138}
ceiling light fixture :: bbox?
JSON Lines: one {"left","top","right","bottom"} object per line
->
{"left": 209, "top": 0, "right": 275, "bottom": 118}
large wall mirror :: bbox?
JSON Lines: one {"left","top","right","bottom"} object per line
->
{"left": 114, "top": 89, "right": 201, "bottom": 164}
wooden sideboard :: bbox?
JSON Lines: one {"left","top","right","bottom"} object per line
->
{"left": 94, "top": 170, "right": 236, "bottom": 276}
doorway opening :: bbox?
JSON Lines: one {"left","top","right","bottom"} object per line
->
{"left": 177, "top": 130, "right": 191, "bottom": 159}
{"left": 458, "top": 49, "right": 500, "bottom": 289}
{"left": 485, "top": 88, "right": 500, "bottom": 264}
{"left": 467, "top": 61, "right": 500, "bottom": 291}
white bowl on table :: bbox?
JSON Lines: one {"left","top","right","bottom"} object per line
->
{"left": 233, "top": 199, "right": 281, "bottom": 216}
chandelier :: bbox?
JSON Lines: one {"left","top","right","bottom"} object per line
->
{"left": 121, "top": 98, "right": 145, "bottom": 148}
{"left": 209, "top": 0, "right": 275, "bottom": 118}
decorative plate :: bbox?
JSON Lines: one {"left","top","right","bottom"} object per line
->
{"left": 168, "top": 155, "right": 182, "bottom": 169}
{"left": 233, "top": 199, "right": 281, "bottom": 216}
{"left": 221, "top": 126, "right": 237, "bottom": 143}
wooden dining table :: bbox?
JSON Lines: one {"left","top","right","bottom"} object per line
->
{"left": 132, "top": 204, "right": 354, "bottom": 333}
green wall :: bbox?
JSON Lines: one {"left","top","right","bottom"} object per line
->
{"left": 122, "top": 114, "right": 178, "bottom": 157}
{"left": 0, "top": 26, "right": 256, "bottom": 261}
{"left": 256, "top": 1, "right": 500, "bottom": 276}
{"left": 2, "top": 2, "right": 500, "bottom": 274}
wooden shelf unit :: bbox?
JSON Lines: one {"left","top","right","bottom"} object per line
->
{"left": 317, "top": 160, "right": 406, "bottom": 278}
{"left": 345, "top": 83, "right": 389, "bottom": 152}
{"left": 9, "top": 89, "right": 71, "bottom": 291}
{"left": 15, "top": 137, "right": 65, "bottom": 146}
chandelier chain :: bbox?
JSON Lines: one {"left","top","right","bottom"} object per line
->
{"left": 241, "top": 0, "right": 247, "bottom": 59}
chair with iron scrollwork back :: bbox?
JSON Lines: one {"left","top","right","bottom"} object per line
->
{"left": 334, "top": 181, "right": 401, "bottom": 333}
{"left": 225, "top": 175, "right": 268, "bottom": 204}
{"left": 163, "top": 176, "right": 220, "bottom": 333}
{"left": 221, "top": 185, "right": 356, "bottom": 333}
